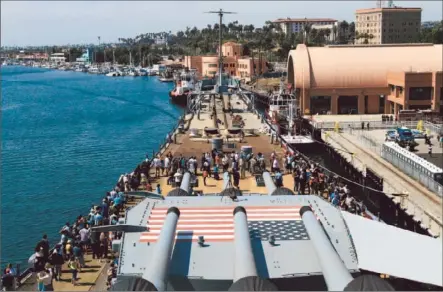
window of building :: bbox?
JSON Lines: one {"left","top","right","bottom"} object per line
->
{"left": 208, "top": 64, "right": 217, "bottom": 68}
{"left": 409, "top": 87, "right": 433, "bottom": 100}
{"left": 379, "top": 95, "right": 385, "bottom": 113}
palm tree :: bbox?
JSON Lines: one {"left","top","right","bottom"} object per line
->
{"left": 332, "top": 25, "right": 338, "bottom": 43}
{"left": 325, "top": 28, "right": 331, "bottom": 44}
{"left": 303, "top": 20, "right": 312, "bottom": 44}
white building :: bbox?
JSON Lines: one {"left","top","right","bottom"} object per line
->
{"left": 50, "top": 53, "right": 66, "bottom": 63}
{"left": 272, "top": 18, "right": 338, "bottom": 35}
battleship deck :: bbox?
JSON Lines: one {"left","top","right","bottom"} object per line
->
{"left": 151, "top": 92, "right": 285, "bottom": 195}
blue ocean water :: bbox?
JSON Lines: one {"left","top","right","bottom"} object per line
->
{"left": 1, "top": 66, "right": 179, "bottom": 267}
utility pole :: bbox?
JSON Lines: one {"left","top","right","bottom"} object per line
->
{"left": 206, "top": 9, "right": 236, "bottom": 92}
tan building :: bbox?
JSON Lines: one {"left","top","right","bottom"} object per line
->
{"left": 183, "top": 42, "right": 267, "bottom": 80}
{"left": 355, "top": 7, "right": 422, "bottom": 44}
{"left": 287, "top": 43, "right": 443, "bottom": 115}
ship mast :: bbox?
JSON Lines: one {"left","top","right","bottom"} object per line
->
{"left": 206, "top": 9, "right": 236, "bottom": 92}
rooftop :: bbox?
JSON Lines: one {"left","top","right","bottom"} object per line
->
{"left": 272, "top": 18, "right": 337, "bottom": 23}
{"left": 356, "top": 7, "right": 422, "bottom": 13}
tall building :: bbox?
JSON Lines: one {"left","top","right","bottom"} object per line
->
{"left": 355, "top": 7, "right": 422, "bottom": 44}
{"left": 272, "top": 18, "right": 338, "bottom": 35}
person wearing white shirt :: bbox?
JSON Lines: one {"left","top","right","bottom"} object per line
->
{"left": 174, "top": 171, "right": 183, "bottom": 186}
{"left": 164, "top": 156, "right": 170, "bottom": 172}
{"left": 272, "top": 158, "right": 279, "bottom": 173}
{"left": 152, "top": 157, "right": 161, "bottom": 177}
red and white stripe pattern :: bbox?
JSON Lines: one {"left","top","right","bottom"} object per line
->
{"left": 139, "top": 205, "right": 303, "bottom": 243}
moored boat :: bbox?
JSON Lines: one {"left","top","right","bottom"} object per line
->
{"left": 169, "top": 69, "right": 198, "bottom": 105}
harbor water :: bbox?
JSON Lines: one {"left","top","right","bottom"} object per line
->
{"left": 1, "top": 66, "right": 179, "bottom": 267}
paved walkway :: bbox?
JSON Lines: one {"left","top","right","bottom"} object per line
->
{"left": 324, "top": 131, "right": 443, "bottom": 237}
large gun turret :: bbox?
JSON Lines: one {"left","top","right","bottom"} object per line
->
{"left": 262, "top": 171, "right": 277, "bottom": 195}
{"left": 299, "top": 206, "right": 353, "bottom": 291}
{"left": 142, "top": 207, "right": 180, "bottom": 291}
{"left": 229, "top": 207, "right": 278, "bottom": 291}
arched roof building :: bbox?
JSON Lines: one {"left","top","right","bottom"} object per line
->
{"left": 287, "top": 44, "right": 442, "bottom": 115}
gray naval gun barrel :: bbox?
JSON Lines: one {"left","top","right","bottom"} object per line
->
{"left": 229, "top": 207, "right": 278, "bottom": 291}
{"left": 262, "top": 171, "right": 277, "bottom": 194}
{"left": 180, "top": 171, "right": 192, "bottom": 194}
{"left": 299, "top": 206, "right": 353, "bottom": 291}
{"left": 142, "top": 207, "right": 180, "bottom": 291}
{"left": 233, "top": 206, "right": 258, "bottom": 282}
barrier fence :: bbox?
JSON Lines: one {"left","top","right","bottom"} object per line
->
{"left": 332, "top": 128, "right": 442, "bottom": 236}
{"left": 352, "top": 129, "right": 443, "bottom": 197}
{"left": 311, "top": 120, "right": 442, "bottom": 135}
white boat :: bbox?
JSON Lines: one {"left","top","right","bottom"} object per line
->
{"left": 88, "top": 67, "right": 100, "bottom": 74}
{"left": 267, "top": 80, "right": 314, "bottom": 145}
{"left": 106, "top": 71, "right": 122, "bottom": 77}
{"left": 169, "top": 69, "right": 198, "bottom": 105}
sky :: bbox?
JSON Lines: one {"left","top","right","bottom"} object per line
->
{"left": 1, "top": 1, "right": 442, "bottom": 46}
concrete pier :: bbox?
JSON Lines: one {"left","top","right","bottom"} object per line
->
{"left": 323, "top": 130, "right": 442, "bottom": 237}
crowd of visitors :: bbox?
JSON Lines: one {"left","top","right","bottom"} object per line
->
{"left": 15, "top": 187, "right": 128, "bottom": 291}
{"left": 140, "top": 148, "right": 365, "bottom": 215}
{"left": 2, "top": 144, "right": 370, "bottom": 292}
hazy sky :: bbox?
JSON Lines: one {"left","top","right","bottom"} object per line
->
{"left": 1, "top": 1, "right": 441, "bottom": 46}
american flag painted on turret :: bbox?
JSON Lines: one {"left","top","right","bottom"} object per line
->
{"left": 139, "top": 205, "right": 311, "bottom": 243}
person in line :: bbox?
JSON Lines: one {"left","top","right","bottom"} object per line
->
{"left": 275, "top": 170, "right": 283, "bottom": 187}
{"left": 232, "top": 169, "right": 240, "bottom": 189}
{"left": 202, "top": 168, "right": 208, "bottom": 186}
{"left": 73, "top": 243, "right": 85, "bottom": 268}
{"left": 35, "top": 234, "right": 50, "bottom": 262}
{"left": 99, "top": 232, "right": 108, "bottom": 263}
{"left": 49, "top": 249, "right": 63, "bottom": 281}
{"left": 79, "top": 224, "right": 90, "bottom": 252}
{"left": 67, "top": 256, "right": 81, "bottom": 286}
{"left": 2, "top": 264, "right": 16, "bottom": 291}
